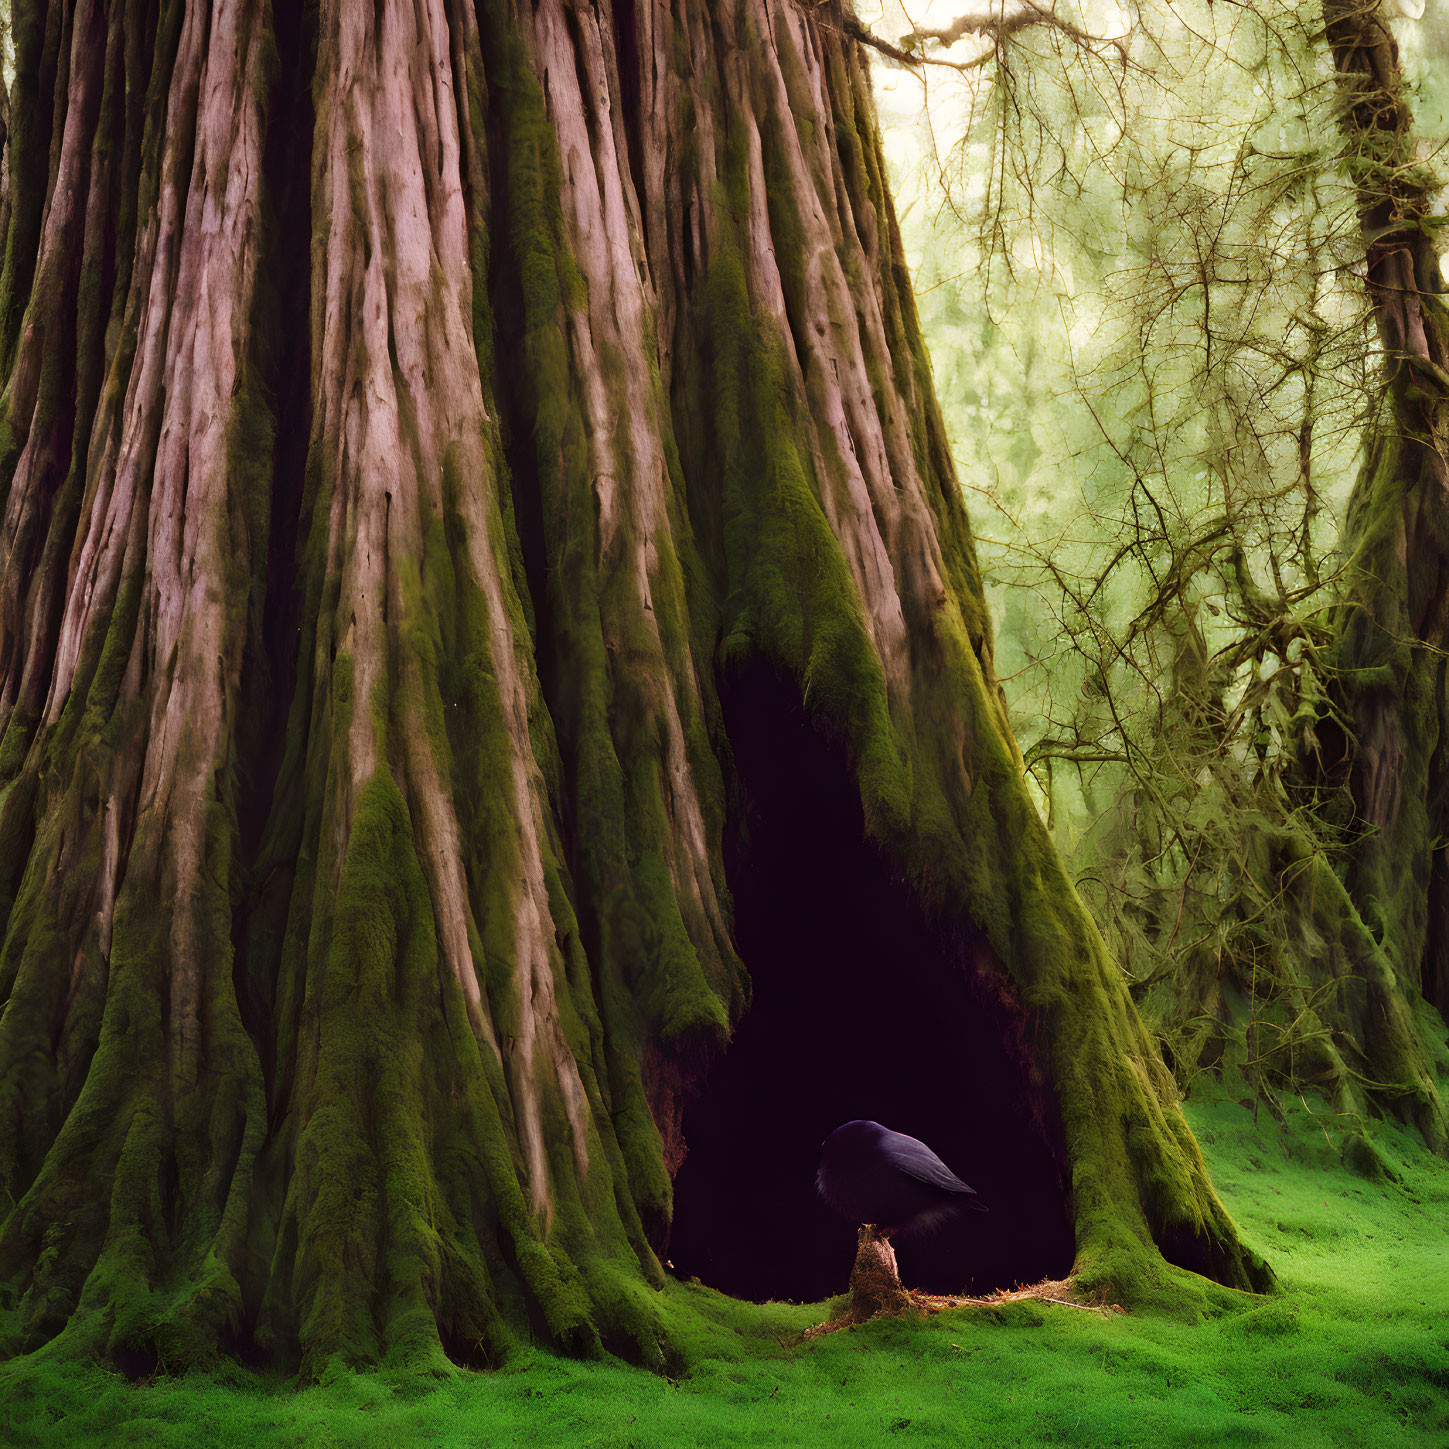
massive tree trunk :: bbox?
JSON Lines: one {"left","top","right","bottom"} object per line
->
{"left": 1313, "top": 0, "right": 1449, "bottom": 1132}
{"left": 0, "top": 0, "right": 1267, "bottom": 1377}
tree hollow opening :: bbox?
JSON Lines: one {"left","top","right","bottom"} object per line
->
{"left": 666, "top": 662, "right": 1075, "bottom": 1303}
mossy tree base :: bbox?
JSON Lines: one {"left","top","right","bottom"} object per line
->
{"left": 0, "top": 0, "right": 1266, "bottom": 1377}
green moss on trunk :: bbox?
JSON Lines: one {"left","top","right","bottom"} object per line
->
{"left": 0, "top": 0, "right": 1275, "bottom": 1380}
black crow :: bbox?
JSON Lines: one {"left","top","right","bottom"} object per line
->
{"left": 816, "top": 1119, "right": 988, "bottom": 1237}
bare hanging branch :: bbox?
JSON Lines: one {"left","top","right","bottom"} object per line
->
{"left": 838, "top": 0, "right": 1130, "bottom": 73}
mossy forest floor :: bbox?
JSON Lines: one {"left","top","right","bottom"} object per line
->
{"left": 3, "top": 1090, "right": 1446, "bottom": 1447}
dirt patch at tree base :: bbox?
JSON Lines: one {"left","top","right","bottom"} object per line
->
{"left": 803, "top": 1279, "right": 1127, "bottom": 1338}
{"left": 802, "top": 1227, "right": 1125, "bottom": 1338}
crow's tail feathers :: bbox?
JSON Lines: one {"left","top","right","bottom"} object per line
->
{"left": 897, "top": 1197, "right": 985, "bottom": 1239}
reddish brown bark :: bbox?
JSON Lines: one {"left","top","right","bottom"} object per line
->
{"left": 0, "top": 0, "right": 1267, "bottom": 1376}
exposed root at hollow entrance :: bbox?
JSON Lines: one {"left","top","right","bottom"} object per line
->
{"left": 802, "top": 1227, "right": 1127, "bottom": 1339}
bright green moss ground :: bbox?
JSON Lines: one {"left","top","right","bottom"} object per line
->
{"left": 2, "top": 1089, "right": 1445, "bottom": 1446}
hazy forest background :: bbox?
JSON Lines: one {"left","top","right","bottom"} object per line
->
{"left": 871, "top": 0, "right": 1449, "bottom": 1129}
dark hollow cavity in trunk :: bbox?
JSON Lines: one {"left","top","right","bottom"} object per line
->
{"left": 667, "top": 664, "right": 1075, "bottom": 1302}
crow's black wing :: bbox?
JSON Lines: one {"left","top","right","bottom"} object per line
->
{"left": 881, "top": 1129, "right": 981, "bottom": 1201}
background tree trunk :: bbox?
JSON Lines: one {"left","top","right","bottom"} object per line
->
{"left": 0, "top": 0, "right": 1267, "bottom": 1377}
{"left": 1313, "top": 0, "right": 1449, "bottom": 1138}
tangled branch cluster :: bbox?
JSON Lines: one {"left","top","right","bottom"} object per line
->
{"left": 878, "top": 0, "right": 1446, "bottom": 1127}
